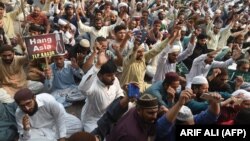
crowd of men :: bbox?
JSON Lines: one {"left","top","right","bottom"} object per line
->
{"left": 0, "top": 0, "right": 250, "bottom": 140}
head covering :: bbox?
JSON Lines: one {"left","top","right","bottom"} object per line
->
{"left": 176, "top": 106, "right": 193, "bottom": 121}
{"left": 168, "top": 45, "right": 181, "bottom": 53}
{"left": 64, "top": 2, "right": 74, "bottom": 9}
{"left": 111, "top": 10, "right": 118, "bottom": 16}
{"left": 137, "top": 94, "right": 158, "bottom": 109}
{"left": 181, "top": 26, "right": 187, "bottom": 32}
{"left": 68, "top": 132, "right": 96, "bottom": 141}
{"left": 79, "top": 39, "right": 90, "bottom": 48}
{"left": 215, "top": 9, "right": 221, "bottom": 14}
{"left": 232, "top": 89, "right": 250, "bottom": 100}
{"left": 14, "top": 88, "right": 34, "bottom": 103}
{"left": 118, "top": 2, "right": 128, "bottom": 11}
{"left": 191, "top": 76, "right": 208, "bottom": 85}
{"left": 98, "top": 59, "right": 117, "bottom": 74}
{"left": 163, "top": 72, "right": 180, "bottom": 85}
{"left": 136, "top": 1, "right": 142, "bottom": 5}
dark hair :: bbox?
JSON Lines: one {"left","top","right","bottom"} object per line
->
{"left": 0, "top": 44, "right": 14, "bottom": 54}
{"left": 114, "top": 24, "right": 127, "bottom": 33}
{"left": 95, "top": 9, "right": 103, "bottom": 15}
{"left": 98, "top": 59, "right": 117, "bottom": 75}
{"left": 0, "top": 2, "right": 5, "bottom": 9}
{"left": 29, "top": 23, "right": 43, "bottom": 33}
{"left": 236, "top": 59, "right": 249, "bottom": 69}
{"left": 153, "top": 20, "right": 162, "bottom": 25}
{"left": 95, "top": 36, "right": 107, "bottom": 42}
{"left": 197, "top": 34, "right": 208, "bottom": 40}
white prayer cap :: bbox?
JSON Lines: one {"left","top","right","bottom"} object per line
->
{"left": 191, "top": 76, "right": 208, "bottom": 85}
{"left": 136, "top": 1, "right": 142, "bottom": 5}
{"left": 111, "top": 10, "right": 118, "bottom": 16}
{"left": 169, "top": 45, "right": 181, "bottom": 53}
{"left": 79, "top": 39, "right": 90, "bottom": 48}
{"left": 118, "top": 2, "right": 128, "bottom": 10}
{"left": 232, "top": 89, "right": 250, "bottom": 100}
{"left": 58, "top": 19, "right": 68, "bottom": 26}
{"left": 181, "top": 26, "right": 187, "bottom": 31}
{"left": 215, "top": 9, "right": 222, "bottom": 14}
{"left": 177, "top": 106, "right": 193, "bottom": 121}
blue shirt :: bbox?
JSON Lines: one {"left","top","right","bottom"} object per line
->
{"left": 44, "top": 61, "right": 83, "bottom": 91}
{"left": 155, "top": 109, "right": 218, "bottom": 141}
{"left": 144, "top": 81, "right": 172, "bottom": 108}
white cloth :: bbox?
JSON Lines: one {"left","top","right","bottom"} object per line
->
{"left": 206, "top": 21, "right": 232, "bottom": 50}
{"left": 78, "top": 65, "right": 124, "bottom": 132}
{"left": 16, "top": 94, "right": 67, "bottom": 141}
{"left": 232, "top": 89, "right": 250, "bottom": 100}
{"left": 0, "top": 88, "right": 14, "bottom": 103}
{"left": 153, "top": 42, "right": 195, "bottom": 82}
{"left": 186, "top": 54, "right": 234, "bottom": 88}
{"left": 191, "top": 76, "right": 208, "bottom": 85}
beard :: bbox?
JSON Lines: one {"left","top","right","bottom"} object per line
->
{"left": 26, "top": 101, "right": 38, "bottom": 116}
{"left": 95, "top": 26, "right": 102, "bottom": 30}
{"left": 2, "top": 58, "right": 14, "bottom": 64}
{"left": 110, "top": 19, "right": 117, "bottom": 25}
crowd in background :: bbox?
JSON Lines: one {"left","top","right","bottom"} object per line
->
{"left": 0, "top": 0, "right": 250, "bottom": 141}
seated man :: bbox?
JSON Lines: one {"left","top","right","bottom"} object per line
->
{"left": 14, "top": 88, "right": 82, "bottom": 141}
{"left": 26, "top": 5, "right": 50, "bottom": 34}
{"left": 145, "top": 72, "right": 180, "bottom": 108}
{"left": 0, "top": 102, "right": 18, "bottom": 141}
{"left": 0, "top": 45, "right": 43, "bottom": 103}
{"left": 44, "top": 53, "right": 85, "bottom": 107}
{"left": 78, "top": 52, "right": 124, "bottom": 132}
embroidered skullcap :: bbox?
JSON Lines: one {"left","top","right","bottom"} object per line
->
{"left": 168, "top": 45, "right": 181, "bottom": 53}
{"left": 79, "top": 39, "right": 90, "bottom": 48}
{"left": 191, "top": 76, "right": 208, "bottom": 85}
{"left": 176, "top": 106, "right": 193, "bottom": 121}
{"left": 14, "top": 88, "right": 34, "bottom": 103}
{"left": 137, "top": 94, "right": 158, "bottom": 109}
{"left": 68, "top": 132, "right": 96, "bottom": 141}
{"left": 232, "top": 89, "right": 250, "bottom": 100}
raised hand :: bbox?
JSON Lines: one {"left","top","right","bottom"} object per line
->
{"left": 232, "top": 44, "right": 242, "bottom": 60}
{"left": 22, "top": 114, "right": 30, "bottom": 131}
{"left": 235, "top": 76, "right": 244, "bottom": 89}
{"left": 44, "top": 67, "right": 52, "bottom": 79}
{"left": 96, "top": 51, "right": 109, "bottom": 68}
{"left": 178, "top": 89, "right": 195, "bottom": 105}
{"left": 167, "top": 86, "right": 176, "bottom": 101}
{"left": 71, "top": 58, "right": 79, "bottom": 69}
{"left": 212, "top": 68, "right": 221, "bottom": 77}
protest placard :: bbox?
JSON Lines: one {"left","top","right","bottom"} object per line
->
{"left": 24, "top": 33, "right": 65, "bottom": 60}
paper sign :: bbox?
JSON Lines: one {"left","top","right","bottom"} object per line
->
{"left": 24, "top": 33, "right": 65, "bottom": 59}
